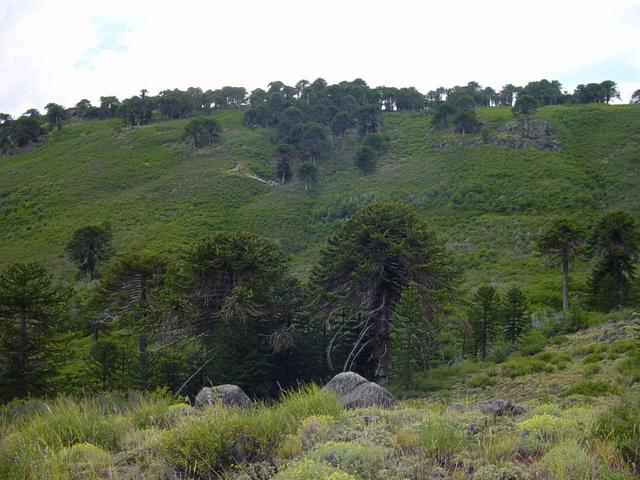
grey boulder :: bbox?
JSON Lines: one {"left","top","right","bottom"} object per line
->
{"left": 195, "top": 384, "right": 252, "bottom": 408}
{"left": 323, "top": 372, "right": 396, "bottom": 409}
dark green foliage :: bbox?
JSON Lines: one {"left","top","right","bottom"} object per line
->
{"left": 0, "top": 116, "right": 45, "bottom": 152}
{"left": 468, "top": 285, "right": 500, "bottom": 359}
{"left": 537, "top": 218, "right": 584, "bottom": 311}
{"left": 354, "top": 104, "right": 381, "bottom": 136}
{"left": 297, "top": 163, "right": 317, "bottom": 191}
{"left": 431, "top": 102, "right": 456, "bottom": 128}
{"left": 453, "top": 110, "right": 481, "bottom": 134}
{"left": 512, "top": 94, "right": 537, "bottom": 134}
{"left": 181, "top": 232, "right": 289, "bottom": 396}
{"left": 390, "top": 288, "right": 436, "bottom": 384}
{"left": 98, "top": 250, "right": 168, "bottom": 389}
{"left": 354, "top": 145, "right": 376, "bottom": 175}
{"left": 363, "top": 132, "right": 388, "bottom": 153}
{"left": 276, "top": 144, "right": 296, "bottom": 184}
{"left": 631, "top": 89, "right": 640, "bottom": 104}
{"left": 0, "top": 263, "right": 68, "bottom": 401}
{"left": 312, "top": 203, "right": 458, "bottom": 384}
{"left": 183, "top": 116, "right": 221, "bottom": 148}
{"left": 45, "top": 103, "right": 66, "bottom": 130}
{"left": 502, "top": 286, "right": 528, "bottom": 344}
{"left": 588, "top": 211, "right": 639, "bottom": 311}
{"left": 330, "top": 111, "right": 354, "bottom": 137}
{"left": 65, "top": 224, "right": 113, "bottom": 279}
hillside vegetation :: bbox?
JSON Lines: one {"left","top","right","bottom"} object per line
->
{"left": 1, "top": 314, "right": 638, "bottom": 479}
{"left": 2, "top": 104, "right": 639, "bottom": 303}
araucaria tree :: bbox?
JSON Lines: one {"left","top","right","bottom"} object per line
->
{"left": 66, "top": 224, "right": 113, "bottom": 279}
{"left": 469, "top": 285, "right": 500, "bottom": 360}
{"left": 0, "top": 263, "right": 68, "bottom": 400}
{"left": 512, "top": 94, "right": 537, "bottom": 136}
{"left": 312, "top": 203, "right": 458, "bottom": 385}
{"left": 588, "top": 211, "right": 639, "bottom": 311}
{"left": 536, "top": 219, "right": 584, "bottom": 311}
{"left": 502, "top": 286, "right": 528, "bottom": 344}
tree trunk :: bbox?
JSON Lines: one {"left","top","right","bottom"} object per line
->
{"left": 562, "top": 256, "right": 569, "bottom": 311}
{"left": 374, "top": 309, "right": 390, "bottom": 385}
{"left": 305, "top": 177, "right": 309, "bottom": 191}
{"left": 19, "top": 308, "right": 27, "bottom": 396}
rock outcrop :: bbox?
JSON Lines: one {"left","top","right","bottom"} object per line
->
{"left": 447, "top": 399, "right": 526, "bottom": 416}
{"left": 195, "top": 384, "right": 252, "bottom": 408}
{"left": 323, "top": 372, "right": 397, "bottom": 409}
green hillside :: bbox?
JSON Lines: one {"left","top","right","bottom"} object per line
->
{"left": 2, "top": 104, "right": 639, "bottom": 304}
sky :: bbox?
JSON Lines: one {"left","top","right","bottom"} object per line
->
{"left": 1, "top": 0, "right": 640, "bottom": 116}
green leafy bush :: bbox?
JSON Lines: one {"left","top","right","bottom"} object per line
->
{"left": 563, "top": 380, "right": 620, "bottom": 397}
{"left": 500, "top": 356, "right": 554, "bottom": 378}
{"left": 616, "top": 351, "right": 640, "bottom": 384}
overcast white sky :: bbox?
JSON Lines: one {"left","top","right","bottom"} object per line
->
{"left": 1, "top": 0, "right": 639, "bottom": 116}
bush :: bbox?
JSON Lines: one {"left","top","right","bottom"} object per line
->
{"left": 563, "top": 380, "right": 620, "bottom": 397}
{"left": 609, "top": 339, "right": 637, "bottom": 354}
{"left": 534, "top": 441, "right": 598, "bottom": 479}
{"left": 411, "top": 361, "right": 486, "bottom": 392}
{"left": 160, "top": 386, "right": 341, "bottom": 477}
{"left": 517, "top": 414, "right": 574, "bottom": 446}
{"left": 272, "top": 459, "right": 348, "bottom": 480}
{"left": 43, "top": 442, "right": 112, "bottom": 480}
{"left": 468, "top": 373, "right": 496, "bottom": 388}
{"left": 573, "top": 343, "right": 607, "bottom": 358}
{"left": 584, "top": 352, "right": 606, "bottom": 364}
{"left": 592, "top": 397, "right": 640, "bottom": 473}
{"left": 616, "top": 351, "right": 640, "bottom": 384}
{"left": 584, "top": 364, "right": 601, "bottom": 377}
{"left": 417, "top": 416, "right": 468, "bottom": 462}
{"left": 500, "top": 356, "right": 554, "bottom": 378}
{"left": 307, "top": 441, "right": 393, "bottom": 477}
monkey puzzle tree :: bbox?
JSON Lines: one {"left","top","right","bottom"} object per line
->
{"left": 45, "top": 103, "right": 66, "bottom": 130}
{"left": 588, "top": 211, "right": 639, "bottom": 311}
{"left": 512, "top": 94, "right": 538, "bottom": 136}
{"left": 502, "top": 286, "right": 528, "bottom": 344}
{"left": 312, "top": 203, "right": 458, "bottom": 385}
{"left": 297, "top": 162, "right": 317, "bottom": 191}
{"left": 537, "top": 218, "right": 584, "bottom": 311}
{"left": 468, "top": 285, "right": 500, "bottom": 360}
{"left": 276, "top": 143, "right": 296, "bottom": 184}
{"left": 66, "top": 224, "right": 113, "bottom": 279}
{"left": 354, "top": 145, "right": 376, "bottom": 175}
{"left": 0, "top": 263, "right": 68, "bottom": 401}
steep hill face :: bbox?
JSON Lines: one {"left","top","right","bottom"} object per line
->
{"left": 1, "top": 105, "right": 639, "bottom": 304}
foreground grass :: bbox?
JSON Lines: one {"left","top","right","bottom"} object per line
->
{"left": 1, "top": 377, "right": 638, "bottom": 478}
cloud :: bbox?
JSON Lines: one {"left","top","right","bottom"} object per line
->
{"left": 1, "top": 0, "right": 639, "bottom": 116}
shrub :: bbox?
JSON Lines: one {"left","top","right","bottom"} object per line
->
{"left": 411, "top": 361, "right": 486, "bottom": 392}
{"left": 516, "top": 413, "right": 581, "bottom": 454}
{"left": 535, "top": 350, "right": 571, "bottom": 365}
{"left": 584, "top": 364, "right": 602, "bottom": 377}
{"left": 500, "top": 356, "right": 554, "bottom": 378}
{"left": 43, "top": 442, "right": 112, "bottom": 480}
{"left": 563, "top": 380, "right": 620, "bottom": 397}
{"left": 584, "top": 352, "right": 606, "bottom": 364}
{"left": 160, "top": 387, "right": 342, "bottom": 477}
{"left": 468, "top": 373, "right": 496, "bottom": 388}
{"left": 616, "top": 351, "right": 640, "bottom": 384}
{"left": 573, "top": 343, "right": 607, "bottom": 358}
{"left": 474, "top": 463, "right": 526, "bottom": 480}
{"left": 272, "top": 459, "right": 354, "bottom": 480}
{"left": 592, "top": 397, "right": 640, "bottom": 473}
{"left": 609, "top": 339, "right": 637, "bottom": 354}
{"left": 417, "top": 416, "right": 468, "bottom": 462}
{"left": 307, "top": 441, "right": 393, "bottom": 477}
{"left": 393, "top": 429, "right": 420, "bottom": 455}
{"left": 534, "top": 441, "right": 598, "bottom": 479}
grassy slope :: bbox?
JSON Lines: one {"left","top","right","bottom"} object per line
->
{"left": 1, "top": 105, "right": 639, "bottom": 304}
